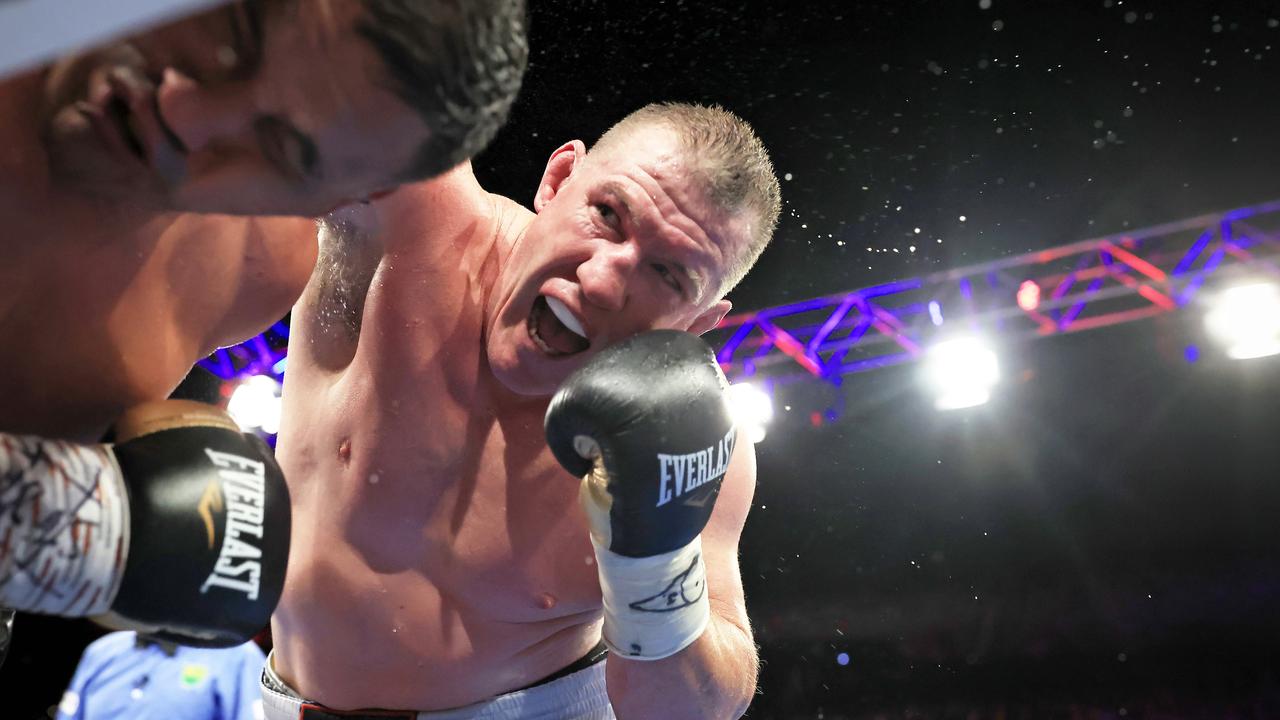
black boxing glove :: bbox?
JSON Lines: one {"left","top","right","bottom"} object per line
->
{"left": 0, "top": 401, "right": 289, "bottom": 648}
{"left": 546, "top": 330, "right": 737, "bottom": 660}
{"left": 98, "top": 400, "right": 291, "bottom": 647}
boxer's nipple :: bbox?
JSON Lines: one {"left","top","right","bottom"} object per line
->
{"left": 338, "top": 437, "right": 351, "bottom": 463}
{"left": 536, "top": 592, "right": 558, "bottom": 610}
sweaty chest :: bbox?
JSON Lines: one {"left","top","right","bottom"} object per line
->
{"left": 291, "top": 365, "right": 598, "bottom": 617}
{"left": 278, "top": 277, "right": 598, "bottom": 606}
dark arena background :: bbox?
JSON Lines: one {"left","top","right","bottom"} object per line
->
{"left": 6, "top": 1, "right": 1280, "bottom": 718}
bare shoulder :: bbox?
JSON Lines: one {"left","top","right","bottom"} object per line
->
{"left": 293, "top": 165, "right": 533, "bottom": 371}
{"left": 376, "top": 162, "right": 526, "bottom": 246}
{"left": 319, "top": 162, "right": 532, "bottom": 257}
{"left": 488, "top": 191, "right": 534, "bottom": 239}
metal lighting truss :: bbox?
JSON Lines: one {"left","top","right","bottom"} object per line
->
{"left": 203, "top": 201, "right": 1280, "bottom": 391}
{"left": 199, "top": 320, "right": 290, "bottom": 381}
{"left": 707, "top": 200, "right": 1280, "bottom": 388}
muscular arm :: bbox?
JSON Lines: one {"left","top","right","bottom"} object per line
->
{"left": 604, "top": 431, "right": 759, "bottom": 719}
{"left": 197, "top": 215, "right": 318, "bottom": 352}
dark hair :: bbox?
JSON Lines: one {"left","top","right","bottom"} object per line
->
{"left": 356, "top": 0, "right": 528, "bottom": 181}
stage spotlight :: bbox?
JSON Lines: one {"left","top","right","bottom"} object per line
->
{"left": 922, "top": 336, "right": 1000, "bottom": 410}
{"left": 1204, "top": 282, "right": 1280, "bottom": 360}
{"left": 1016, "top": 279, "right": 1042, "bottom": 312}
{"left": 226, "top": 374, "right": 283, "bottom": 435}
{"left": 726, "top": 382, "right": 774, "bottom": 443}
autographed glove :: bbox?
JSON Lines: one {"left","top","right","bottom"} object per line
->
{"left": 546, "top": 330, "right": 736, "bottom": 659}
{"left": 0, "top": 400, "right": 290, "bottom": 648}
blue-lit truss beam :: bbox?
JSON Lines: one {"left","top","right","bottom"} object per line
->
{"left": 707, "top": 200, "right": 1280, "bottom": 386}
{"left": 198, "top": 320, "right": 290, "bottom": 381}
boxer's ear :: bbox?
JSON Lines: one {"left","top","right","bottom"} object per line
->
{"left": 688, "top": 299, "right": 732, "bottom": 336}
{"left": 534, "top": 140, "right": 587, "bottom": 213}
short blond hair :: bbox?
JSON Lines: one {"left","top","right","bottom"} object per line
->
{"left": 591, "top": 103, "right": 781, "bottom": 296}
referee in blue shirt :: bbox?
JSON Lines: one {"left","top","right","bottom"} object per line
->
{"left": 56, "top": 631, "right": 265, "bottom": 720}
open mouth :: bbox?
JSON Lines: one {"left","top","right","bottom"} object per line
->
{"left": 103, "top": 93, "right": 147, "bottom": 160}
{"left": 78, "top": 92, "right": 146, "bottom": 163}
{"left": 527, "top": 295, "right": 590, "bottom": 357}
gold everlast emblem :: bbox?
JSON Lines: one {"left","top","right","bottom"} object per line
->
{"left": 197, "top": 480, "right": 224, "bottom": 549}
{"left": 199, "top": 449, "right": 266, "bottom": 601}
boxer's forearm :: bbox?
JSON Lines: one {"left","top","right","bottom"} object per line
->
{"left": 0, "top": 433, "right": 128, "bottom": 616}
{"left": 605, "top": 602, "right": 757, "bottom": 720}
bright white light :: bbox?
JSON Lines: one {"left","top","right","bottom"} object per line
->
{"left": 1016, "top": 279, "right": 1042, "bottom": 312}
{"left": 928, "top": 300, "right": 944, "bottom": 326}
{"left": 1205, "top": 283, "right": 1280, "bottom": 360}
{"left": 922, "top": 337, "right": 1000, "bottom": 410}
{"left": 227, "top": 375, "right": 283, "bottom": 434}
{"left": 726, "top": 382, "right": 773, "bottom": 444}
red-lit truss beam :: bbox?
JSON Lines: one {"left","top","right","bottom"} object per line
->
{"left": 708, "top": 200, "right": 1280, "bottom": 386}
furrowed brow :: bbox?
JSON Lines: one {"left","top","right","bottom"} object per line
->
{"left": 602, "top": 180, "right": 711, "bottom": 300}
{"left": 599, "top": 182, "right": 636, "bottom": 219}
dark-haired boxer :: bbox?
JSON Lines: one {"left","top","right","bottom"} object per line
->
{"left": 0, "top": 0, "right": 526, "bottom": 654}
{"left": 266, "top": 103, "right": 781, "bottom": 718}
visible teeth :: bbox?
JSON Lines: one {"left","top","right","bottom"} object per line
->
{"left": 529, "top": 322, "right": 556, "bottom": 354}
{"left": 527, "top": 306, "right": 559, "bottom": 354}
{"left": 544, "top": 296, "right": 587, "bottom": 339}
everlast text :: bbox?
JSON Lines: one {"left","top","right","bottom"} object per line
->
{"left": 199, "top": 449, "right": 266, "bottom": 601}
{"left": 655, "top": 426, "right": 736, "bottom": 507}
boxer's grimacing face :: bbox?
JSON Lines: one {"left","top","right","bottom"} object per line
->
{"left": 486, "top": 127, "right": 745, "bottom": 396}
{"left": 39, "top": 0, "right": 429, "bottom": 217}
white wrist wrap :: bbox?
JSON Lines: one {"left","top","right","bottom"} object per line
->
{"left": 0, "top": 436, "right": 130, "bottom": 616}
{"left": 593, "top": 535, "right": 710, "bottom": 661}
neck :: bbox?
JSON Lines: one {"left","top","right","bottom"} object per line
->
{"left": 477, "top": 190, "right": 534, "bottom": 325}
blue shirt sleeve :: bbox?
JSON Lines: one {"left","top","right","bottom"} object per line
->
{"left": 218, "top": 641, "right": 267, "bottom": 720}
{"left": 55, "top": 632, "right": 137, "bottom": 720}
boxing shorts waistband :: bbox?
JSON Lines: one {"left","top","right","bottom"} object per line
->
{"left": 515, "top": 639, "right": 608, "bottom": 692}
{"left": 260, "top": 642, "right": 613, "bottom": 720}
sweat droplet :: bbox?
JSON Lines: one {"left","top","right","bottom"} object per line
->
{"left": 369, "top": 473, "right": 380, "bottom": 485}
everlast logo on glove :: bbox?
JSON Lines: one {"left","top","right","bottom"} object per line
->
{"left": 655, "top": 426, "right": 736, "bottom": 507}
{"left": 198, "top": 449, "right": 267, "bottom": 601}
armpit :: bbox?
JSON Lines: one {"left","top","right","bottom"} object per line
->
{"left": 304, "top": 215, "right": 383, "bottom": 366}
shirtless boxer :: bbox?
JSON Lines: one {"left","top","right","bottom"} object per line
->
{"left": 267, "top": 103, "right": 780, "bottom": 718}
{"left": 0, "top": 0, "right": 526, "bottom": 650}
